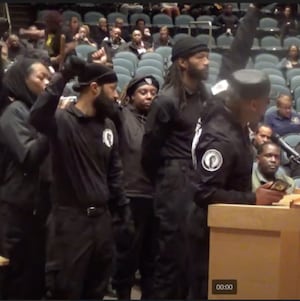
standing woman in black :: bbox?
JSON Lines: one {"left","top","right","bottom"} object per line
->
{"left": 0, "top": 58, "right": 51, "bottom": 299}
{"left": 112, "top": 75, "right": 159, "bottom": 299}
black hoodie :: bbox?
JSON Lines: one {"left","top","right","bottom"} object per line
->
{"left": 0, "top": 58, "right": 49, "bottom": 212}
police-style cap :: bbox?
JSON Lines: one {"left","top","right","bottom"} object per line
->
{"left": 171, "top": 36, "right": 209, "bottom": 62}
{"left": 126, "top": 75, "right": 160, "bottom": 97}
{"left": 228, "top": 69, "right": 271, "bottom": 100}
{"left": 73, "top": 63, "right": 117, "bottom": 92}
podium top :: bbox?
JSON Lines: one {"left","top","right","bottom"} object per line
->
{"left": 208, "top": 204, "right": 300, "bottom": 231}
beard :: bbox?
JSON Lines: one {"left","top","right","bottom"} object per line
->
{"left": 187, "top": 63, "right": 209, "bottom": 81}
{"left": 93, "top": 90, "right": 117, "bottom": 121}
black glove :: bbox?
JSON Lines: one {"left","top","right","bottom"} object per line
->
{"left": 60, "top": 55, "right": 86, "bottom": 82}
{"left": 112, "top": 204, "right": 135, "bottom": 250}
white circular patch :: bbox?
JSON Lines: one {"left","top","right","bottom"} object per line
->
{"left": 201, "top": 149, "right": 223, "bottom": 172}
{"left": 102, "top": 129, "right": 114, "bottom": 148}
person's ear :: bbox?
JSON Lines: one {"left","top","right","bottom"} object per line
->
{"left": 90, "top": 82, "right": 101, "bottom": 96}
{"left": 249, "top": 99, "right": 259, "bottom": 112}
{"left": 177, "top": 58, "right": 188, "bottom": 69}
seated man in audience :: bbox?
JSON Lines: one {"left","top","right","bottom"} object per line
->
{"left": 252, "top": 123, "right": 273, "bottom": 157}
{"left": 252, "top": 141, "right": 295, "bottom": 194}
{"left": 153, "top": 26, "right": 173, "bottom": 50}
{"left": 102, "top": 26, "right": 126, "bottom": 62}
{"left": 119, "top": 29, "right": 152, "bottom": 59}
{"left": 6, "top": 34, "right": 26, "bottom": 61}
{"left": 214, "top": 3, "right": 239, "bottom": 36}
{"left": 265, "top": 94, "right": 300, "bottom": 136}
{"left": 134, "top": 19, "right": 152, "bottom": 44}
{"left": 93, "top": 17, "right": 109, "bottom": 47}
{"left": 114, "top": 18, "right": 131, "bottom": 42}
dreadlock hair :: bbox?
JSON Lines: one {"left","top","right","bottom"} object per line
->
{"left": 163, "top": 62, "right": 186, "bottom": 107}
{"left": 163, "top": 61, "right": 209, "bottom": 110}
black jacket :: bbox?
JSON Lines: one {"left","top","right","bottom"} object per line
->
{"left": 0, "top": 58, "right": 50, "bottom": 212}
{"left": 118, "top": 104, "right": 153, "bottom": 198}
{"left": 30, "top": 74, "right": 128, "bottom": 210}
{"left": 192, "top": 100, "right": 256, "bottom": 209}
{"left": 192, "top": 6, "right": 261, "bottom": 209}
{"left": 0, "top": 100, "right": 49, "bottom": 211}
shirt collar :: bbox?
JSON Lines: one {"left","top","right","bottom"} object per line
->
{"left": 66, "top": 103, "right": 93, "bottom": 120}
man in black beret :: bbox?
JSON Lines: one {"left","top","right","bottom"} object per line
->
{"left": 141, "top": 36, "right": 210, "bottom": 299}
{"left": 30, "top": 57, "right": 133, "bottom": 299}
{"left": 189, "top": 69, "right": 285, "bottom": 299}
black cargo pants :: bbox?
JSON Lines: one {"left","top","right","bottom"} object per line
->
{"left": 152, "top": 159, "right": 196, "bottom": 299}
{"left": 0, "top": 202, "right": 46, "bottom": 299}
{"left": 45, "top": 205, "right": 114, "bottom": 299}
{"left": 112, "top": 196, "right": 157, "bottom": 299}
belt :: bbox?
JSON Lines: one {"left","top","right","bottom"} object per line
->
{"left": 56, "top": 205, "right": 107, "bottom": 217}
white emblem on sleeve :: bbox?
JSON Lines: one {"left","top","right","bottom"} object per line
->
{"left": 103, "top": 129, "right": 114, "bottom": 148}
{"left": 201, "top": 149, "right": 223, "bottom": 172}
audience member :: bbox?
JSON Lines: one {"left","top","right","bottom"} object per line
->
{"left": 134, "top": 19, "right": 152, "bottom": 44}
{"left": 93, "top": 17, "right": 109, "bottom": 47}
{"left": 64, "top": 15, "right": 81, "bottom": 42}
{"left": 20, "top": 25, "right": 44, "bottom": 50}
{"left": 252, "top": 142, "right": 295, "bottom": 194}
{"left": 73, "top": 25, "right": 97, "bottom": 48}
{"left": 265, "top": 94, "right": 300, "bottom": 136}
{"left": 115, "top": 18, "right": 131, "bottom": 42}
{"left": 119, "top": 29, "right": 152, "bottom": 59}
{"left": 278, "top": 5, "right": 299, "bottom": 41}
{"left": 278, "top": 44, "right": 300, "bottom": 70}
{"left": 6, "top": 34, "right": 26, "bottom": 62}
{"left": 19, "top": 11, "right": 64, "bottom": 70}
{"left": 152, "top": 26, "right": 173, "bottom": 49}
{"left": 214, "top": 3, "right": 239, "bottom": 35}
{"left": 102, "top": 27, "right": 126, "bottom": 62}
{"left": 252, "top": 123, "right": 273, "bottom": 157}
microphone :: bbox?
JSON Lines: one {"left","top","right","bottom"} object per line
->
{"left": 271, "top": 133, "right": 300, "bottom": 163}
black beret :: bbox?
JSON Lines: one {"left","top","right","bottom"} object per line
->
{"left": 228, "top": 69, "right": 271, "bottom": 100}
{"left": 73, "top": 63, "right": 117, "bottom": 92}
{"left": 171, "top": 36, "right": 209, "bottom": 62}
{"left": 126, "top": 75, "right": 160, "bottom": 97}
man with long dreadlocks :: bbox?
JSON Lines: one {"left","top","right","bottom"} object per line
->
{"left": 141, "top": 37, "right": 210, "bottom": 299}
{"left": 142, "top": 2, "right": 272, "bottom": 299}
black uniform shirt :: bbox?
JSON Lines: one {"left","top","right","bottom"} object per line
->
{"left": 30, "top": 75, "right": 127, "bottom": 209}
{"left": 142, "top": 85, "right": 207, "bottom": 179}
{"left": 192, "top": 100, "right": 256, "bottom": 209}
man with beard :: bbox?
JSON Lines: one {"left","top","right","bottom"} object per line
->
{"left": 30, "top": 57, "right": 133, "bottom": 299}
{"left": 141, "top": 36, "right": 209, "bottom": 299}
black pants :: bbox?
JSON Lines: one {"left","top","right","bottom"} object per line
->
{"left": 152, "top": 160, "right": 195, "bottom": 299}
{"left": 186, "top": 204, "right": 209, "bottom": 300}
{"left": 112, "top": 197, "right": 157, "bottom": 299}
{"left": 0, "top": 202, "right": 46, "bottom": 299}
{"left": 46, "top": 206, "right": 114, "bottom": 299}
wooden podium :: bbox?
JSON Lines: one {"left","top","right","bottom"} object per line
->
{"left": 208, "top": 204, "right": 300, "bottom": 300}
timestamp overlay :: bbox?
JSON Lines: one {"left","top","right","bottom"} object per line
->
{"left": 212, "top": 279, "right": 237, "bottom": 295}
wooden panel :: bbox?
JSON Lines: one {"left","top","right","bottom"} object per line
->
{"left": 279, "top": 231, "right": 300, "bottom": 299}
{"left": 209, "top": 227, "right": 280, "bottom": 299}
{"left": 208, "top": 204, "right": 300, "bottom": 231}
